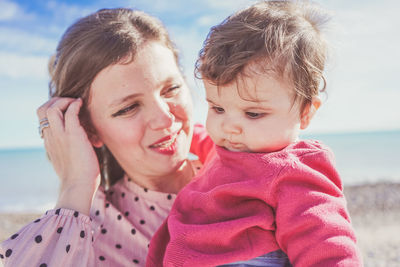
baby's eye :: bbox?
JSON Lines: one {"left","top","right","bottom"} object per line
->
{"left": 211, "top": 106, "right": 225, "bottom": 114}
{"left": 245, "top": 111, "right": 265, "bottom": 119}
{"left": 112, "top": 103, "right": 140, "bottom": 117}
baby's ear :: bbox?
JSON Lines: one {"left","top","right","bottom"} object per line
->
{"left": 300, "top": 97, "right": 321, "bottom": 130}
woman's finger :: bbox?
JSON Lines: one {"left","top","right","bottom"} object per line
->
{"left": 37, "top": 97, "right": 60, "bottom": 140}
{"left": 37, "top": 97, "right": 62, "bottom": 119}
{"left": 64, "top": 98, "right": 83, "bottom": 134}
{"left": 37, "top": 97, "right": 76, "bottom": 137}
{"left": 39, "top": 119, "right": 51, "bottom": 140}
{"left": 37, "top": 97, "right": 76, "bottom": 119}
{"left": 45, "top": 98, "right": 79, "bottom": 135}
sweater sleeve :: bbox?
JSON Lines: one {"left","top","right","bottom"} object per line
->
{"left": 0, "top": 208, "right": 96, "bottom": 267}
{"left": 271, "top": 147, "right": 362, "bottom": 267}
{"left": 190, "top": 123, "right": 215, "bottom": 164}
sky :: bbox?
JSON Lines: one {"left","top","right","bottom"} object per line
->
{"left": 0, "top": 0, "right": 399, "bottom": 148}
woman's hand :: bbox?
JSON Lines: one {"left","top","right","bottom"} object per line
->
{"left": 37, "top": 97, "right": 100, "bottom": 215}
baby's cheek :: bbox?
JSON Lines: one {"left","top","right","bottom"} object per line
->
{"left": 248, "top": 133, "right": 271, "bottom": 152}
{"left": 205, "top": 117, "right": 220, "bottom": 144}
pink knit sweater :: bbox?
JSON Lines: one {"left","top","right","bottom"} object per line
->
{"left": 147, "top": 125, "right": 362, "bottom": 266}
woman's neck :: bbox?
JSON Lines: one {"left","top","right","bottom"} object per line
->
{"left": 126, "top": 159, "right": 194, "bottom": 194}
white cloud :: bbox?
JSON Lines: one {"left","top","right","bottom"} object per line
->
{"left": 0, "top": 51, "right": 49, "bottom": 79}
{"left": 297, "top": 0, "right": 400, "bottom": 133}
{"left": 0, "top": 0, "right": 19, "bottom": 21}
{"left": 45, "top": 0, "right": 94, "bottom": 25}
{"left": 121, "top": 0, "right": 256, "bottom": 24}
{"left": 194, "top": 0, "right": 258, "bottom": 28}
{"left": 196, "top": 15, "right": 220, "bottom": 27}
{"left": 0, "top": 0, "right": 35, "bottom": 22}
{"left": 203, "top": 0, "right": 256, "bottom": 11}
{"left": 121, "top": 0, "right": 197, "bottom": 14}
{"left": 0, "top": 27, "right": 57, "bottom": 54}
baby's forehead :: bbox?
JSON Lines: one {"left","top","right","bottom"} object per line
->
{"left": 235, "top": 68, "right": 294, "bottom": 97}
{"left": 205, "top": 77, "right": 295, "bottom": 108}
{"left": 241, "top": 60, "right": 289, "bottom": 82}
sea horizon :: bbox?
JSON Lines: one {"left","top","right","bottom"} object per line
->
{"left": 2, "top": 128, "right": 400, "bottom": 151}
{"left": 1, "top": 129, "right": 399, "bottom": 212}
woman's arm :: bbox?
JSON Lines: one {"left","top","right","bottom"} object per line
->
{"left": 37, "top": 97, "right": 101, "bottom": 215}
{"left": 0, "top": 208, "right": 96, "bottom": 266}
{"left": 1, "top": 97, "right": 102, "bottom": 266}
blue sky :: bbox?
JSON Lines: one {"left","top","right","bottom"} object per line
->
{"left": 0, "top": 0, "right": 399, "bottom": 148}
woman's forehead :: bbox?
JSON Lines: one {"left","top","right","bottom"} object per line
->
{"left": 89, "top": 42, "right": 182, "bottom": 104}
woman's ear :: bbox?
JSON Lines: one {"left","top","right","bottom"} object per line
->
{"left": 300, "top": 97, "right": 321, "bottom": 130}
{"left": 89, "top": 134, "right": 104, "bottom": 148}
{"left": 82, "top": 118, "right": 103, "bottom": 148}
{"left": 86, "top": 127, "right": 103, "bottom": 148}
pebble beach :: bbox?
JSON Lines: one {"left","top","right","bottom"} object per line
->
{"left": 1, "top": 181, "right": 399, "bottom": 266}
{"left": 344, "top": 182, "right": 400, "bottom": 266}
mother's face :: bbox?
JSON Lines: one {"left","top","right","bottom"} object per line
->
{"left": 87, "top": 41, "right": 194, "bottom": 184}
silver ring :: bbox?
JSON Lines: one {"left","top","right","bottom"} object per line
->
{"left": 39, "top": 118, "right": 49, "bottom": 125}
{"left": 39, "top": 121, "right": 50, "bottom": 138}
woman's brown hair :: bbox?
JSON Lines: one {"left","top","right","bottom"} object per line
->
{"left": 48, "top": 8, "right": 179, "bottom": 187}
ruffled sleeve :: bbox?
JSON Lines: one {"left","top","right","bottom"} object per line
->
{"left": 0, "top": 208, "right": 96, "bottom": 267}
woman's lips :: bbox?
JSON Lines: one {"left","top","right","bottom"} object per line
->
{"left": 149, "top": 130, "right": 181, "bottom": 155}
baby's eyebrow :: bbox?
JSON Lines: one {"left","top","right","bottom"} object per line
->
{"left": 244, "top": 106, "right": 272, "bottom": 111}
{"left": 238, "top": 94, "right": 270, "bottom": 103}
{"left": 205, "top": 98, "right": 218, "bottom": 105}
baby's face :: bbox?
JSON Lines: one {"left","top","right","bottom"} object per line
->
{"left": 204, "top": 70, "right": 304, "bottom": 153}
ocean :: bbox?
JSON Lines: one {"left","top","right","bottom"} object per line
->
{"left": 1, "top": 130, "right": 399, "bottom": 212}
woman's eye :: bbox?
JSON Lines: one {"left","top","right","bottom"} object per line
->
{"left": 112, "top": 103, "right": 139, "bottom": 117}
{"left": 163, "top": 85, "right": 181, "bottom": 97}
{"left": 245, "top": 111, "right": 264, "bottom": 119}
{"left": 212, "top": 106, "right": 225, "bottom": 114}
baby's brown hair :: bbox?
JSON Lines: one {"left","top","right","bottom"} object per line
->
{"left": 196, "top": 0, "right": 329, "bottom": 112}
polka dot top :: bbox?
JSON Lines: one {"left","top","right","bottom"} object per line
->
{"left": 0, "top": 168, "right": 202, "bottom": 267}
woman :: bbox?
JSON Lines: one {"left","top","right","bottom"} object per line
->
{"left": 0, "top": 8, "right": 203, "bottom": 266}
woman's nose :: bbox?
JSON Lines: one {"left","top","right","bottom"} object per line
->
{"left": 148, "top": 99, "right": 174, "bottom": 130}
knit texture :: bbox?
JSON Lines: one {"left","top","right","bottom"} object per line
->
{"left": 147, "top": 125, "right": 362, "bottom": 267}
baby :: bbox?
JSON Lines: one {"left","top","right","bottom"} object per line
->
{"left": 147, "top": 1, "right": 362, "bottom": 266}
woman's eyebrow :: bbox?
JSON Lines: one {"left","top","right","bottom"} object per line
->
{"left": 153, "top": 75, "right": 180, "bottom": 89}
{"left": 110, "top": 93, "right": 143, "bottom": 107}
